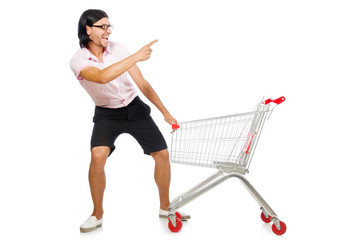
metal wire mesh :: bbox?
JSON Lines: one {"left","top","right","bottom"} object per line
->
{"left": 170, "top": 108, "right": 268, "bottom": 170}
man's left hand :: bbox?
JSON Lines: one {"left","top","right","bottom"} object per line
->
{"left": 164, "top": 112, "right": 177, "bottom": 125}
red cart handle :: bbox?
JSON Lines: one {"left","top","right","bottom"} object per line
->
{"left": 172, "top": 123, "right": 180, "bottom": 130}
{"left": 264, "top": 96, "right": 285, "bottom": 105}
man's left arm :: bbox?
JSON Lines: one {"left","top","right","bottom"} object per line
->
{"left": 128, "top": 64, "right": 177, "bottom": 125}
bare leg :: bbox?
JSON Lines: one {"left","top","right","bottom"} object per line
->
{"left": 88, "top": 146, "right": 110, "bottom": 220}
{"left": 150, "top": 149, "right": 171, "bottom": 211}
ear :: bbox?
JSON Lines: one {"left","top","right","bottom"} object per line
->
{"left": 86, "top": 25, "right": 92, "bottom": 36}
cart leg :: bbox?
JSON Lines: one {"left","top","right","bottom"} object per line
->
{"left": 168, "top": 170, "right": 232, "bottom": 214}
{"left": 234, "top": 174, "right": 278, "bottom": 219}
{"left": 234, "top": 173, "right": 287, "bottom": 234}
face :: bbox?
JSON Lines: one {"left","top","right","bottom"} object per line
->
{"left": 86, "top": 17, "right": 112, "bottom": 49}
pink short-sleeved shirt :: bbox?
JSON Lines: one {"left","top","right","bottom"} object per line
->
{"left": 69, "top": 41, "right": 138, "bottom": 108}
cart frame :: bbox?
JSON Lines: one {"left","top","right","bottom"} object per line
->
{"left": 167, "top": 97, "right": 287, "bottom": 235}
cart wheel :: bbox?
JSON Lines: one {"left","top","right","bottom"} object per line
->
{"left": 168, "top": 217, "right": 182, "bottom": 232}
{"left": 175, "top": 212, "right": 182, "bottom": 220}
{"left": 260, "top": 212, "right": 271, "bottom": 223}
{"left": 272, "top": 221, "right": 287, "bottom": 236}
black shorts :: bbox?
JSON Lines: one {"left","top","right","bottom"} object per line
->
{"left": 90, "top": 96, "right": 167, "bottom": 156}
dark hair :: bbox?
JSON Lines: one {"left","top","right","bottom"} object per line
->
{"left": 78, "top": 9, "right": 108, "bottom": 48}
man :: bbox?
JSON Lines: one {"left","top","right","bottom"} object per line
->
{"left": 70, "top": 9, "right": 189, "bottom": 233}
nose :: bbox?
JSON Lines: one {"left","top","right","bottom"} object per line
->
{"left": 106, "top": 27, "right": 112, "bottom": 34}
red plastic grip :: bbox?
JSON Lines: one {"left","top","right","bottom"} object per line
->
{"left": 172, "top": 124, "right": 180, "bottom": 130}
{"left": 264, "top": 96, "right": 285, "bottom": 105}
{"left": 264, "top": 98, "right": 273, "bottom": 104}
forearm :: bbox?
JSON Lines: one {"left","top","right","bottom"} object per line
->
{"left": 98, "top": 55, "right": 138, "bottom": 84}
{"left": 102, "top": 40, "right": 157, "bottom": 84}
{"left": 139, "top": 81, "right": 169, "bottom": 115}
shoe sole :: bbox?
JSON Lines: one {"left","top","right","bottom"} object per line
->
{"left": 159, "top": 214, "right": 190, "bottom": 221}
{"left": 80, "top": 224, "right": 102, "bottom": 233}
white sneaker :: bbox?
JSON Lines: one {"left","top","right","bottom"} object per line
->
{"left": 80, "top": 216, "right": 103, "bottom": 233}
{"left": 159, "top": 209, "right": 191, "bottom": 221}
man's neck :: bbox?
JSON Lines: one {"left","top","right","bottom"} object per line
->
{"left": 88, "top": 43, "right": 105, "bottom": 62}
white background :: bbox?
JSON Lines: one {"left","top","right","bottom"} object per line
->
{"left": 1, "top": 0, "right": 361, "bottom": 239}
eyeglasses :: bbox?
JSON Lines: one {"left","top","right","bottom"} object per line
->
{"left": 92, "top": 24, "right": 113, "bottom": 30}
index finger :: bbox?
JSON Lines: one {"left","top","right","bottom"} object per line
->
{"left": 146, "top": 39, "right": 159, "bottom": 47}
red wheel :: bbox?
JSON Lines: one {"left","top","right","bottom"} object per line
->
{"left": 260, "top": 212, "right": 271, "bottom": 223}
{"left": 272, "top": 221, "right": 287, "bottom": 235}
{"left": 168, "top": 217, "right": 182, "bottom": 232}
{"left": 176, "top": 212, "right": 182, "bottom": 220}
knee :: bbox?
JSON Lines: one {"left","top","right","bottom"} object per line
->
{"left": 151, "top": 149, "right": 170, "bottom": 163}
{"left": 90, "top": 147, "right": 109, "bottom": 169}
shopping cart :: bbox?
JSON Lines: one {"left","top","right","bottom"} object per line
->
{"left": 167, "top": 97, "right": 287, "bottom": 235}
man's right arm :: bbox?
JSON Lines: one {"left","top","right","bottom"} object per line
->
{"left": 80, "top": 40, "right": 158, "bottom": 84}
{"left": 80, "top": 55, "right": 138, "bottom": 84}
